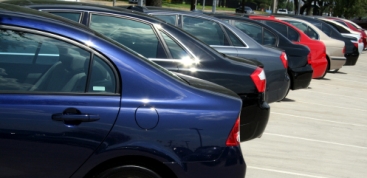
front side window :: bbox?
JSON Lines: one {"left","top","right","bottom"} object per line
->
{"left": 0, "top": 29, "right": 90, "bottom": 92}
{"left": 182, "top": 16, "right": 228, "bottom": 46}
{"left": 48, "top": 12, "right": 82, "bottom": 22}
{"left": 234, "top": 21, "right": 262, "bottom": 44}
{"left": 90, "top": 14, "right": 166, "bottom": 58}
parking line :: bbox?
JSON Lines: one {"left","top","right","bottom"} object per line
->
{"left": 318, "top": 83, "right": 367, "bottom": 90}
{"left": 271, "top": 112, "right": 367, "bottom": 127}
{"left": 248, "top": 166, "right": 328, "bottom": 178}
{"left": 299, "top": 90, "right": 367, "bottom": 101}
{"left": 264, "top": 133, "right": 367, "bottom": 150}
{"left": 296, "top": 101, "right": 367, "bottom": 112}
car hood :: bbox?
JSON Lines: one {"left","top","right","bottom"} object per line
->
{"left": 173, "top": 72, "right": 239, "bottom": 98}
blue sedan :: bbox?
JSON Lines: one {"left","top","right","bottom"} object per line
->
{"left": 0, "top": 4, "right": 246, "bottom": 178}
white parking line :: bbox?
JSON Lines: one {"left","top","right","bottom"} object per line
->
{"left": 299, "top": 90, "right": 367, "bottom": 101}
{"left": 328, "top": 77, "right": 367, "bottom": 83}
{"left": 264, "top": 133, "right": 367, "bottom": 150}
{"left": 318, "top": 83, "right": 367, "bottom": 90}
{"left": 248, "top": 166, "right": 328, "bottom": 178}
{"left": 296, "top": 101, "right": 367, "bottom": 112}
{"left": 271, "top": 112, "right": 367, "bottom": 127}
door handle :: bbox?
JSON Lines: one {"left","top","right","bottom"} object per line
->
{"left": 52, "top": 113, "right": 100, "bottom": 122}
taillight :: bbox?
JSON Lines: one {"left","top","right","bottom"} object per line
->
{"left": 353, "top": 42, "right": 358, "bottom": 48}
{"left": 342, "top": 46, "right": 346, "bottom": 54}
{"left": 226, "top": 116, "right": 240, "bottom": 146}
{"left": 307, "top": 53, "right": 312, "bottom": 64}
{"left": 280, "top": 52, "right": 288, "bottom": 69}
{"left": 359, "top": 37, "right": 363, "bottom": 43}
{"left": 251, "top": 67, "right": 266, "bottom": 93}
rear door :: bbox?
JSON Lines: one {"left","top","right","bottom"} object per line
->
{"left": 0, "top": 27, "right": 120, "bottom": 177}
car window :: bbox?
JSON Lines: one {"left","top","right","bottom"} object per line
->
{"left": 324, "top": 21, "right": 350, "bottom": 33}
{"left": 234, "top": 21, "right": 262, "bottom": 44}
{"left": 88, "top": 55, "right": 116, "bottom": 93}
{"left": 90, "top": 14, "right": 166, "bottom": 58}
{"left": 159, "top": 31, "right": 190, "bottom": 59}
{"left": 335, "top": 20, "right": 348, "bottom": 27}
{"left": 263, "top": 29, "right": 277, "bottom": 46}
{"left": 264, "top": 21, "right": 288, "bottom": 36}
{"left": 0, "top": 29, "right": 91, "bottom": 93}
{"left": 288, "top": 27, "right": 300, "bottom": 41}
{"left": 287, "top": 21, "right": 319, "bottom": 40}
{"left": 48, "top": 12, "right": 82, "bottom": 22}
{"left": 182, "top": 16, "right": 229, "bottom": 46}
{"left": 154, "top": 15, "right": 177, "bottom": 25}
{"left": 223, "top": 27, "right": 245, "bottom": 47}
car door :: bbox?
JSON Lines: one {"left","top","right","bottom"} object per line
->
{"left": 0, "top": 27, "right": 120, "bottom": 178}
{"left": 180, "top": 15, "right": 240, "bottom": 56}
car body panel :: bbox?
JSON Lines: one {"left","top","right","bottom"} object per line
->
{"left": 0, "top": 3, "right": 246, "bottom": 178}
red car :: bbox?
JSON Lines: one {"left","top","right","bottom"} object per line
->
{"left": 249, "top": 15, "right": 328, "bottom": 79}
{"left": 326, "top": 17, "right": 367, "bottom": 49}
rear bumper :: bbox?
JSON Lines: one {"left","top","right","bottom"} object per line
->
{"left": 288, "top": 64, "right": 313, "bottom": 90}
{"left": 345, "top": 53, "right": 359, "bottom": 66}
{"left": 310, "top": 58, "right": 328, "bottom": 78}
{"left": 329, "top": 56, "right": 346, "bottom": 70}
{"left": 168, "top": 146, "right": 246, "bottom": 178}
{"left": 239, "top": 99, "right": 270, "bottom": 142}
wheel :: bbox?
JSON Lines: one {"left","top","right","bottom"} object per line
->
{"left": 94, "top": 165, "right": 162, "bottom": 178}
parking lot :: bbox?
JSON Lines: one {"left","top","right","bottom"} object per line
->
{"left": 241, "top": 52, "right": 367, "bottom": 178}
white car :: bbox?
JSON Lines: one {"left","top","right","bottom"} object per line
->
{"left": 277, "top": 9, "right": 288, "bottom": 14}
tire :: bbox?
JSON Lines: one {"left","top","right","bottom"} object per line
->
{"left": 94, "top": 165, "right": 162, "bottom": 178}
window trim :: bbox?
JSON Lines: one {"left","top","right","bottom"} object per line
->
{"left": 0, "top": 25, "right": 121, "bottom": 96}
{"left": 156, "top": 29, "right": 196, "bottom": 60}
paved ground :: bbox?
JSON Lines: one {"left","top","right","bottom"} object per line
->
{"left": 241, "top": 52, "right": 367, "bottom": 178}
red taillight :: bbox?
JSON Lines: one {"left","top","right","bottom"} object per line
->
{"left": 226, "top": 116, "right": 240, "bottom": 146}
{"left": 251, "top": 67, "right": 266, "bottom": 93}
{"left": 359, "top": 37, "right": 363, "bottom": 43}
{"left": 307, "top": 53, "right": 312, "bottom": 64}
{"left": 342, "top": 46, "right": 346, "bottom": 54}
{"left": 280, "top": 52, "right": 288, "bottom": 69}
{"left": 353, "top": 42, "right": 358, "bottom": 48}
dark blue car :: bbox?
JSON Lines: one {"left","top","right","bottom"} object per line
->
{"left": 11, "top": 1, "right": 270, "bottom": 142}
{"left": 0, "top": 4, "right": 246, "bottom": 178}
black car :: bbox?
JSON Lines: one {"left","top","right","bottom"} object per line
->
{"left": 8, "top": 0, "right": 270, "bottom": 142}
{"left": 273, "top": 15, "right": 360, "bottom": 66}
{"left": 125, "top": 6, "right": 314, "bottom": 103}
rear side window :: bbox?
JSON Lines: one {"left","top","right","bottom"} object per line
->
{"left": 0, "top": 29, "right": 91, "bottom": 93}
{"left": 154, "top": 15, "right": 177, "bottom": 25}
{"left": 287, "top": 21, "right": 318, "bottom": 40}
{"left": 88, "top": 55, "right": 116, "bottom": 93}
{"left": 288, "top": 27, "right": 300, "bottom": 41}
{"left": 264, "top": 21, "right": 287, "bottom": 36}
{"left": 90, "top": 14, "right": 166, "bottom": 58}
{"left": 234, "top": 21, "right": 262, "bottom": 44}
{"left": 182, "top": 16, "right": 228, "bottom": 46}
{"left": 263, "top": 29, "right": 277, "bottom": 46}
{"left": 224, "top": 27, "right": 245, "bottom": 47}
{"left": 160, "top": 31, "right": 190, "bottom": 59}
{"left": 48, "top": 12, "right": 82, "bottom": 22}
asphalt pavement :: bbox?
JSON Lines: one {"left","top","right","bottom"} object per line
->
{"left": 241, "top": 52, "right": 367, "bottom": 178}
